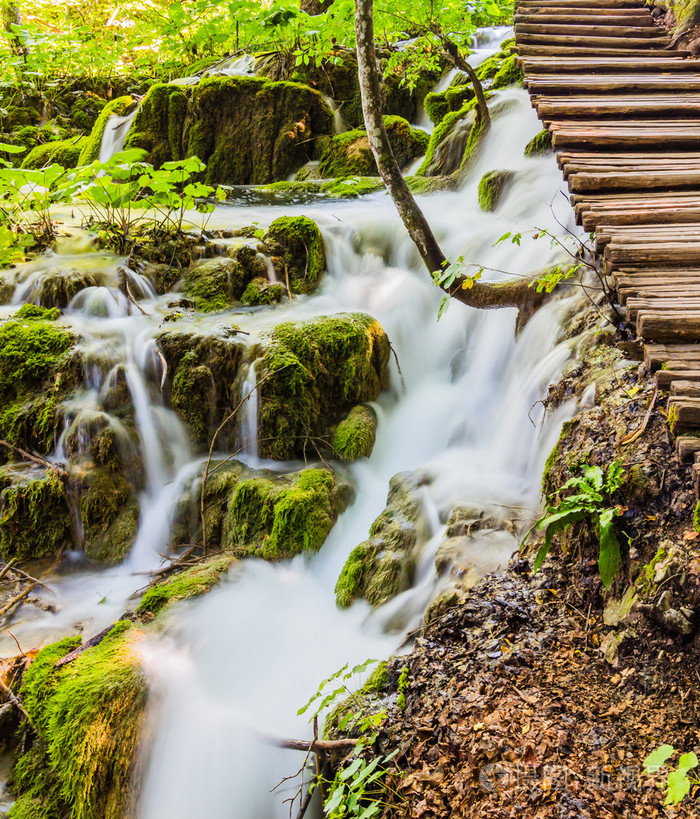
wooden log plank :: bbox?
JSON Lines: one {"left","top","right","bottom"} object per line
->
{"left": 627, "top": 298, "right": 700, "bottom": 320}
{"left": 515, "top": 13, "right": 655, "bottom": 25}
{"left": 657, "top": 369, "right": 700, "bottom": 387}
{"left": 584, "top": 209, "right": 700, "bottom": 229}
{"left": 667, "top": 397, "right": 700, "bottom": 432}
{"left": 525, "top": 58, "right": 697, "bottom": 73}
{"left": 570, "top": 170, "right": 700, "bottom": 192}
{"left": 517, "top": 45, "right": 690, "bottom": 57}
{"left": 676, "top": 435, "right": 700, "bottom": 462}
{"left": 555, "top": 129, "right": 700, "bottom": 149}
{"left": 515, "top": 24, "right": 666, "bottom": 37}
{"left": 517, "top": 0, "right": 651, "bottom": 8}
{"left": 644, "top": 344, "right": 700, "bottom": 370}
{"left": 517, "top": 34, "right": 671, "bottom": 47}
{"left": 526, "top": 76, "right": 700, "bottom": 92}
{"left": 671, "top": 381, "right": 700, "bottom": 398}
{"left": 637, "top": 312, "right": 700, "bottom": 343}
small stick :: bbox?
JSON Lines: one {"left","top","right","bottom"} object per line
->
{"left": 273, "top": 738, "right": 358, "bottom": 753}
{"left": 0, "top": 559, "right": 17, "bottom": 582}
{"left": 0, "top": 581, "right": 37, "bottom": 619}
{"left": 0, "top": 440, "right": 68, "bottom": 479}
{"left": 9, "top": 566, "right": 56, "bottom": 595}
{"left": 0, "top": 676, "right": 31, "bottom": 723}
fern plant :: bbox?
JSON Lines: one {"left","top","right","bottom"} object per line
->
{"left": 526, "top": 461, "right": 625, "bottom": 588}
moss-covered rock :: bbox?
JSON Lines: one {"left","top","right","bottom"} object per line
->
{"left": 257, "top": 313, "right": 390, "bottom": 461}
{"left": 137, "top": 553, "right": 236, "bottom": 614}
{"left": 78, "top": 468, "right": 139, "bottom": 563}
{"left": 318, "top": 116, "right": 429, "bottom": 178}
{"left": 335, "top": 472, "right": 427, "bottom": 608}
{"left": 0, "top": 311, "right": 79, "bottom": 455}
{"left": 181, "top": 245, "right": 268, "bottom": 311}
{"left": 224, "top": 467, "right": 354, "bottom": 559}
{"left": 21, "top": 137, "right": 88, "bottom": 170}
{"left": 524, "top": 129, "right": 553, "bottom": 158}
{"left": 240, "top": 277, "right": 284, "bottom": 306}
{"left": 157, "top": 327, "right": 246, "bottom": 446}
{"left": 423, "top": 85, "right": 475, "bottom": 127}
{"left": 70, "top": 95, "right": 108, "bottom": 133}
{"left": 332, "top": 405, "right": 377, "bottom": 461}
{"left": 3, "top": 105, "right": 40, "bottom": 131}
{"left": 126, "top": 76, "right": 334, "bottom": 184}
{"left": 78, "top": 96, "right": 135, "bottom": 166}
{"left": 417, "top": 98, "right": 486, "bottom": 177}
{"left": 264, "top": 215, "right": 326, "bottom": 295}
{"left": 0, "top": 466, "right": 71, "bottom": 560}
{"left": 491, "top": 55, "right": 524, "bottom": 90}
{"left": 477, "top": 169, "right": 514, "bottom": 212}
{"left": 10, "top": 622, "right": 146, "bottom": 819}
{"left": 17, "top": 267, "right": 100, "bottom": 308}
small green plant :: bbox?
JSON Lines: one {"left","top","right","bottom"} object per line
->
{"left": 396, "top": 666, "right": 409, "bottom": 711}
{"left": 644, "top": 745, "right": 699, "bottom": 804}
{"left": 525, "top": 461, "right": 626, "bottom": 588}
{"left": 297, "top": 660, "right": 401, "bottom": 819}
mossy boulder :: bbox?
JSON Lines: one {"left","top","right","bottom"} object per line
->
{"left": 224, "top": 466, "right": 354, "bottom": 559}
{"left": 524, "top": 129, "right": 553, "bottom": 158}
{"left": 0, "top": 466, "right": 71, "bottom": 560}
{"left": 182, "top": 246, "right": 268, "bottom": 311}
{"left": 127, "top": 76, "right": 334, "bottom": 184}
{"left": 10, "top": 622, "right": 146, "bottom": 819}
{"left": 21, "top": 137, "right": 88, "bottom": 169}
{"left": 491, "top": 55, "right": 524, "bottom": 90}
{"left": 78, "top": 468, "right": 139, "bottom": 563}
{"left": 78, "top": 96, "right": 135, "bottom": 165}
{"left": 264, "top": 216, "right": 326, "bottom": 294}
{"left": 172, "top": 460, "right": 354, "bottom": 559}
{"left": 3, "top": 105, "right": 40, "bottom": 130}
{"left": 417, "top": 98, "right": 486, "bottom": 177}
{"left": 70, "top": 94, "right": 108, "bottom": 132}
{"left": 335, "top": 471, "right": 428, "bottom": 608}
{"left": 317, "top": 116, "right": 429, "bottom": 178}
{"left": 257, "top": 313, "right": 391, "bottom": 461}
{"left": 423, "top": 85, "right": 474, "bottom": 127}
{"left": 332, "top": 404, "right": 377, "bottom": 461}
{"left": 477, "top": 169, "right": 514, "bottom": 212}
{"left": 241, "top": 277, "right": 284, "bottom": 306}
{"left": 0, "top": 310, "right": 80, "bottom": 456}
{"left": 16, "top": 267, "right": 100, "bottom": 308}
{"left": 157, "top": 327, "right": 246, "bottom": 446}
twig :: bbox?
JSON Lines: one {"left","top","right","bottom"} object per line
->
{"left": 0, "top": 559, "right": 17, "bottom": 582}
{"left": 55, "top": 625, "right": 113, "bottom": 668}
{"left": 273, "top": 737, "right": 359, "bottom": 753}
{"left": 9, "top": 566, "right": 56, "bottom": 595}
{"left": 0, "top": 440, "right": 68, "bottom": 479}
{"left": 0, "top": 676, "right": 31, "bottom": 723}
{"left": 620, "top": 387, "right": 658, "bottom": 447}
{"left": 0, "top": 581, "right": 37, "bottom": 619}
{"left": 7, "top": 631, "right": 25, "bottom": 656}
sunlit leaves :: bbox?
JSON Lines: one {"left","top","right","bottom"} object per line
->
{"left": 644, "top": 745, "right": 699, "bottom": 805}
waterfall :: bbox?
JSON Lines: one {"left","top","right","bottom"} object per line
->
{"left": 0, "top": 30, "right": 586, "bottom": 817}
{"left": 99, "top": 108, "right": 139, "bottom": 162}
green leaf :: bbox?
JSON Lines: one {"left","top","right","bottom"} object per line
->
{"left": 666, "top": 769, "right": 691, "bottom": 804}
{"left": 678, "top": 752, "right": 699, "bottom": 775}
{"left": 597, "top": 508, "right": 620, "bottom": 589}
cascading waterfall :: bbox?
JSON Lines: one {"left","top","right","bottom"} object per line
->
{"left": 0, "top": 37, "right": 588, "bottom": 817}
{"left": 99, "top": 108, "right": 139, "bottom": 162}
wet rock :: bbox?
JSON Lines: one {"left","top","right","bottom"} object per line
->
{"left": 524, "top": 129, "right": 553, "bottom": 158}
{"left": 0, "top": 465, "right": 71, "bottom": 560}
{"left": 317, "top": 116, "right": 429, "bottom": 178}
{"left": 78, "top": 467, "right": 140, "bottom": 563}
{"left": 182, "top": 246, "right": 267, "bottom": 310}
{"left": 417, "top": 100, "right": 483, "bottom": 177}
{"left": 174, "top": 460, "right": 354, "bottom": 560}
{"left": 424, "top": 84, "right": 475, "bottom": 127}
{"left": 240, "top": 277, "right": 284, "bottom": 306}
{"left": 257, "top": 312, "right": 390, "bottom": 461}
{"left": 477, "top": 169, "right": 514, "bottom": 212}
{"left": 126, "top": 76, "right": 334, "bottom": 184}
{"left": 263, "top": 215, "right": 326, "bottom": 295}
{"left": 157, "top": 326, "right": 246, "bottom": 446}
{"left": 17, "top": 267, "right": 100, "bottom": 308}
{"left": 332, "top": 404, "right": 377, "bottom": 461}
{"left": 335, "top": 471, "right": 429, "bottom": 608}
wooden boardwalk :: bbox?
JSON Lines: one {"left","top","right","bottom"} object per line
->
{"left": 515, "top": 0, "right": 700, "bottom": 483}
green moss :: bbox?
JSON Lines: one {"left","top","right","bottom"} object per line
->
{"left": 137, "top": 553, "right": 235, "bottom": 614}
{"left": 491, "top": 55, "right": 523, "bottom": 90}
{"left": 79, "top": 469, "right": 138, "bottom": 564}
{"left": 693, "top": 500, "right": 700, "bottom": 533}
{"left": 0, "top": 467, "right": 70, "bottom": 560}
{"left": 417, "top": 97, "right": 483, "bottom": 177}
{"left": 14, "top": 304, "right": 60, "bottom": 321}
{"left": 524, "top": 129, "right": 553, "bottom": 158}
{"left": 124, "top": 84, "right": 188, "bottom": 167}
{"left": 332, "top": 405, "right": 377, "bottom": 461}
{"left": 318, "top": 116, "right": 428, "bottom": 178}
{"left": 22, "top": 137, "right": 87, "bottom": 169}
{"left": 334, "top": 542, "right": 372, "bottom": 608}
{"left": 78, "top": 96, "right": 134, "bottom": 166}
{"left": 0, "top": 314, "right": 77, "bottom": 454}
{"left": 542, "top": 420, "right": 575, "bottom": 497}
{"left": 70, "top": 95, "right": 107, "bottom": 133}
{"left": 182, "top": 257, "right": 232, "bottom": 312}
{"left": 264, "top": 215, "right": 326, "bottom": 295}
{"left": 225, "top": 467, "right": 352, "bottom": 559}
{"left": 323, "top": 177, "right": 384, "bottom": 197}
{"left": 423, "top": 92, "right": 450, "bottom": 127}
{"left": 4, "top": 105, "right": 39, "bottom": 130}
{"left": 258, "top": 313, "right": 390, "bottom": 460}
{"left": 405, "top": 175, "right": 456, "bottom": 194}
{"left": 477, "top": 169, "right": 514, "bottom": 212}
{"left": 240, "top": 277, "right": 284, "bottom": 306}
{"left": 324, "top": 660, "right": 389, "bottom": 738}
{"left": 476, "top": 55, "right": 501, "bottom": 82}
{"left": 12, "top": 623, "right": 146, "bottom": 819}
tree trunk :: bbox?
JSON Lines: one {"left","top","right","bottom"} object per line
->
{"left": 353, "top": 0, "right": 544, "bottom": 315}
{"left": 1, "top": 1, "right": 24, "bottom": 56}
{"left": 440, "top": 38, "right": 490, "bottom": 131}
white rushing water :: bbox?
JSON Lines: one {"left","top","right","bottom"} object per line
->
{"left": 1, "top": 38, "right": 585, "bottom": 817}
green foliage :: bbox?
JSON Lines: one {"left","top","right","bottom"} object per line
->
{"left": 137, "top": 554, "right": 235, "bottom": 614}
{"left": 644, "top": 745, "right": 700, "bottom": 805}
{"left": 527, "top": 462, "right": 626, "bottom": 589}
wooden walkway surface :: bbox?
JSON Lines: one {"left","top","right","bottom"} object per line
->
{"left": 515, "top": 0, "right": 700, "bottom": 483}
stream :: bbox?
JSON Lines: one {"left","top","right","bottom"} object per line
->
{"left": 0, "top": 29, "right": 587, "bottom": 818}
